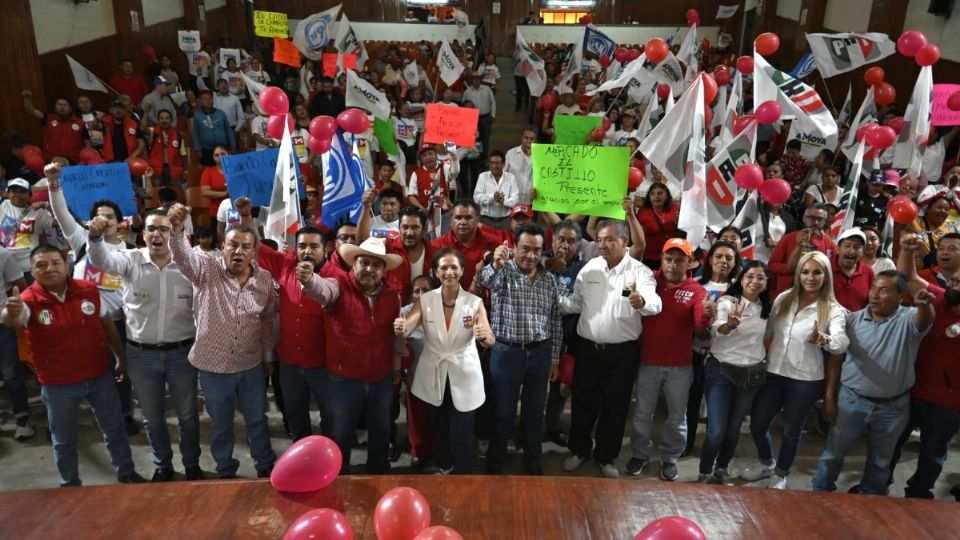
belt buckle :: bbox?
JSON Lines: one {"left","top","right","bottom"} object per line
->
{"left": 593, "top": 341, "right": 606, "bottom": 351}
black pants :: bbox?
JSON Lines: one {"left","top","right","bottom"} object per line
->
{"left": 430, "top": 380, "right": 475, "bottom": 474}
{"left": 515, "top": 75, "right": 529, "bottom": 112}
{"left": 458, "top": 158, "right": 482, "bottom": 197}
{"left": 685, "top": 351, "right": 708, "bottom": 454}
{"left": 111, "top": 319, "right": 133, "bottom": 418}
{"left": 477, "top": 114, "right": 493, "bottom": 164}
{"left": 569, "top": 339, "right": 640, "bottom": 464}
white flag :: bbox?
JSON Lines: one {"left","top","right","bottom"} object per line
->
{"left": 840, "top": 88, "right": 877, "bottom": 162}
{"left": 265, "top": 124, "right": 302, "bottom": 245}
{"left": 805, "top": 32, "right": 896, "bottom": 78}
{"left": 345, "top": 70, "right": 390, "bottom": 120}
{"left": 589, "top": 53, "right": 649, "bottom": 95}
{"left": 732, "top": 190, "right": 762, "bottom": 260}
{"left": 834, "top": 140, "right": 866, "bottom": 238}
{"left": 838, "top": 84, "right": 853, "bottom": 126}
{"left": 403, "top": 60, "right": 420, "bottom": 87}
{"left": 334, "top": 14, "right": 369, "bottom": 70}
{"left": 454, "top": 9, "right": 471, "bottom": 44}
{"left": 437, "top": 38, "right": 465, "bottom": 86}
{"left": 635, "top": 86, "right": 660, "bottom": 144}
{"left": 706, "top": 122, "right": 757, "bottom": 232}
{"left": 677, "top": 25, "right": 700, "bottom": 79}
{"left": 66, "top": 54, "right": 109, "bottom": 93}
{"left": 717, "top": 72, "right": 743, "bottom": 147}
{"left": 716, "top": 5, "right": 740, "bottom": 19}
{"left": 293, "top": 4, "right": 342, "bottom": 61}
{"left": 177, "top": 31, "right": 201, "bottom": 53}
{"left": 241, "top": 73, "right": 267, "bottom": 115}
{"left": 516, "top": 31, "right": 548, "bottom": 97}
{"left": 893, "top": 66, "right": 933, "bottom": 180}
{"left": 559, "top": 28, "right": 585, "bottom": 92}
{"left": 653, "top": 52, "right": 686, "bottom": 95}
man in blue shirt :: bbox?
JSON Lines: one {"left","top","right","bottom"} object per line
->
{"left": 191, "top": 89, "right": 235, "bottom": 166}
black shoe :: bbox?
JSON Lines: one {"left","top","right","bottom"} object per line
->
{"left": 151, "top": 467, "right": 175, "bottom": 482}
{"left": 388, "top": 443, "right": 401, "bottom": 463}
{"left": 660, "top": 462, "right": 679, "bottom": 481}
{"left": 526, "top": 465, "right": 544, "bottom": 476}
{"left": 485, "top": 465, "right": 504, "bottom": 475}
{"left": 410, "top": 457, "right": 425, "bottom": 471}
{"left": 848, "top": 484, "right": 861, "bottom": 494}
{"left": 626, "top": 458, "right": 647, "bottom": 476}
{"left": 124, "top": 416, "right": 140, "bottom": 436}
{"left": 185, "top": 466, "right": 206, "bottom": 481}
{"left": 546, "top": 431, "right": 569, "bottom": 447}
{"left": 951, "top": 484, "right": 960, "bottom": 501}
{"left": 118, "top": 471, "right": 147, "bottom": 484}
{"left": 256, "top": 465, "right": 274, "bottom": 478}
{"left": 219, "top": 474, "right": 239, "bottom": 479}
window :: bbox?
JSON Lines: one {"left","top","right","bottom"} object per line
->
{"left": 541, "top": 11, "right": 591, "bottom": 24}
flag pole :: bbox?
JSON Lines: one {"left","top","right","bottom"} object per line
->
{"left": 818, "top": 73, "right": 836, "bottom": 112}
{"left": 432, "top": 70, "right": 441, "bottom": 102}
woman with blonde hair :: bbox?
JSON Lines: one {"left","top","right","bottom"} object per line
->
{"left": 740, "top": 251, "right": 849, "bottom": 489}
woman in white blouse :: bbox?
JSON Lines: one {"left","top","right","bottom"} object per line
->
{"left": 741, "top": 251, "right": 849, "bottom": 489}
{"left": 697, "top": 261, "right": 773, "bottom": 484}
{"left": 394, "top": 248, "right": 494, "bottom": 474}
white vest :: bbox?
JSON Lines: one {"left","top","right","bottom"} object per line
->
{"left": 411, "top": 288, "right": 485, "bottom": 412}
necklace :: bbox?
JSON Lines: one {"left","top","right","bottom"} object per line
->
{"left": 442, "top": 290, "right": 457, "bottom": 308}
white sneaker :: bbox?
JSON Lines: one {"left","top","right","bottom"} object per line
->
{"left": 771, "top": 474, "right": 788, "bottom": 489}
{"left": 13, "top": 421, "right": 34, "bottom": 441}
{"left": 600, "top": 463, "right": 620, "bottom": 479}
{"left": 562, "top": 453, "right": 586, "bottom": 472}
{"left": 740, "top": 461, "right": 776, "bottom": 482}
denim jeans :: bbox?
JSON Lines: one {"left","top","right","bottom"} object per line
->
{"left": 630, "top": 363, "right": 693, "bottom": 464}
{"left": 277, "top": 360, "right": 331, "bottom": 440}
{"left": 749, "top": 374, "right": 824, "bottom": 476}
{"left": 430, "top": 379, "right": 475, "bottom": 474}
{"left": 486, "top": 340, "right": 551, "bottom": 471}
{"left": 903, "top": 397, "right": 960, "bottom": 499}
{"left": 198, "top": 366, "right": 276, "bottom": 477}
{"left": 40, "top": 372, "right": 135, "bottom": 486}
{"left": 327, "top": 372, "right": 393, "bottom": 474}
{"left": 0, "top": 326, "right": 29, "bottom": 418}
{"left": 813, "top": 385, "right": 910, "bottom": 494}
{"left": 699, "top": 358, "right": 761, "bottom": 474}
{"left": 126, "top": 343, "right": 200, "bottom": 469}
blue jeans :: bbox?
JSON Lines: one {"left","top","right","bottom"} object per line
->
{"left": 0, "top": 326, "right": 29, "bottom": 418}
{"left": 126, "top": 344, "right": 200, "bottom": 469}
{"left": 749, "top": 374, "right": 824, "bottom": 476}
{"left": 813, "top": 386, "right": 910, "bottom": 494}
{"left": 327, "top": 372, "right": 393, "bottom": 474}
{"left": 40, "top": 372, "right": 135, "bottom": 486}
{"left": 699, "top": 358, "right": 760, "bottom": 474}
{"left": 904, "top": 397, "right": 960, "bottom": 499}
{"left": 487, "top": 340, "right": 551, "bottom": 470}
{"left": 277, "top": 360, "right": 331, "bottom": 440}
{"left": 198, "top": 366, "right": 276, "bottom": 477}
{"left": 630, "top": 363, "right": 693, "bottom": 463}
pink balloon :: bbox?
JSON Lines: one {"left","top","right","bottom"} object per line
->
{"left": 374, "top": 487, "right": 431, "bottom": 540}
{"left": 755, "top": 100, "right": 782, "bottom": 125}
{"left": 270, "top": 435, "right": 342, "bottom": 492}
{"left": 614, "top": 47, "right": 630, "bottom": 64}
{"left": 259, "top": 87, "right": 290, "bottom": 116}
{"left": 759, "top": 178, "right": 792, "bottom": 205}
{"left": 734, "top": 163, "right": 764, "bottom": 190}
{"left": 283, "top": 509, "right": 353, "bottom": 540}
{"left": 897, "top": 30, "right": 928, "bottom": 58}
{"left": 267, "top": 113, "right": 295, "bottom": 140}
{"left": 635, "top": 516, "right": 706, "bottom": 540}
{"left": 733, "top": 114, "right": 756, "bottom": 136}
{"left": 736, "top": 55, "right": 754, "bottom": 74}
{"left": 866, "top": 125, "right": 897, "bottom": 150}
{"left": 916, "top": 44, "right": 940, "bottom": 67}
{"left": 337, "top": 108, "right": 370, "bottom": 135}
{"left": 309, "top": 115, "right": 338, "bottom": 140}
{"left": 308, "top": 136, "right": 332, "bottom": 155}
{"left": 414, "top": 526, "right": 464, "bottom": 540}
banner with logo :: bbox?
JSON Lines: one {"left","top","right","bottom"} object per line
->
{"left": 706, "top": 122, "right": 757, "bottom": 232}
{"left": 437, "top": 38, "right": 465, "bottom": 86}
{"left": 345, "top": 70, "right": 390, "bottom": 120}
{"left": 293, "top": 4, "right": 342, "bottom": 61}
{"left": 805, "top": 32, "right": 895, "bottom": 78}
{"left": 177, "top": 30, "right": 201, "bottom": 53}
{"left": 583, "top": 25, "right": 616, "bottom": 58}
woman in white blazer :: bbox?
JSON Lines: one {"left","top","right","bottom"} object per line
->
{"left": 395, "top": 247, "right": 494, "bottom": 474}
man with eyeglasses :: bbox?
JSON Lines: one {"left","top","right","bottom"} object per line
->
{"left": 320, "top": 222, "right": 359, "bottom": 280}
{"left": 166, "top": 203, "right": 278, "bottom": 480}
{"left": 832, "top": 228, "right": 876, "bottom": 312}
{"left": 86, "top": 208, "right": 202, "bottom": 482}
{"left": 768, "top": 203, "right": 836, "bottom": 296}
{"left": 918, "top": 233, "right": 960, "bottom": 289}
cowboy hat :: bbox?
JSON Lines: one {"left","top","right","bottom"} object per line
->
{"left": 339, "top": 236, "right": 403, "bottom": 271}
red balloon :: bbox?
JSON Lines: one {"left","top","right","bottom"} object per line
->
{"left": 856, "top": 122, "right": 879, "bottom": 142}
{"left": 701, "top": 73, "right": 718, "bottom": 106}
{"left": 337, "top": 108, "right": 370, "bottom": 135}
{"left": 916, "top": 44, "right": 940, "bottom": 67}
{"left": 581, "top": 14, "right": 592, "bottom": 24}
{"left": 271, "top": 435, "right": 342, "bottom": 492}
{"left": 626, "top": 48, "right": 642, "bottom": 62}
{"left": 703, "top": 106, "right": 713, "bottom": 128}
{"left": 599, "top": 54, "right": 611, "bottom": 69}
{"left": 754, "top": 33, "right": 780, "bottom": 56}
{"left": 259, "top": 87, "right": 289, "bottom": 116}
{"left": 866, "top": 126, "right": 897, "bottom": 150}
{"left": 701, "top": 38, "right": 711, "bottom": 53}
{"left": 657, "top": 83, "right": 671, "bottom": 101}
{"left": 79, "top": 147, "right": 102, "bottom": 164}
{"left": 602, "top": 117, "right": 613, "bottom": 131}
{"left": 558, "top": 353, "right": 575, "bottom": 386}
{"left": 589, "top": 127, "right": 605, "bottom": 143}
{"left": 759, "top": 178, "right": 792, "bottom": 205}
{"left": 309, "top": 115, "right": 338, "bottom": 140}
{"left": 614, "top": 47, "right": 630, "bottom": 64}
{"left": 267, "top": 113, "right": 295, "bottom": 139}
{"left": 736, "top": 55, "right": 754, "bottom": 74}
{"left": 87, "top": 157, "right": 105, "bottom": 165}
{"left": 897, "top": 30, "right": 929, "bottom": 58}
{"left": 887, "top": 116, "right": 905, "bottom": 135}
{"left": 540, "top": 93, "right": 558, "bottom": 111}
{"left": 686, "top": 9, "right": 700, "bottom": 27}
{"left": 646, "top": 38, "right": 670, "bottom": 64}
{"left": 128, "top": 157, "right": 150, "bottom": 176}
{"left": 414, "top": 526, "right": 464, "bottom": 540}
{"left": 628, "top": 167, "right": 645, "bottom": 191}
{"left": 283, "top": 509, "right": 353, "bottom": 540}
{"left": 755, "top": 100, "right": 782, "bottom": 125}
{"left": 888, "top": 195, "right": 919, "bottom": 224}
{"left": 21, "top": 144, "right": 42, "bottom": 158}
{"left": 864, "top": 67, "right": 885, "bottom": 86}
{"left": 948, "top": 91, "right": 960, "bottom": 112}
{"left": 634, "top": 516, "right": 706, "bottom": 540}
{"left": 24, "top": 154, "right": 44, "bottom": 175}
{"left": 374, "top": 487, "right": 431, "bottom": 540}
{"left": 714, "top": 66, "right": 731, "bottom": 86}
{"left": 142, "top": 44, "right": 156, "bottom": 61}
{"left": 733, "top": 114, "right": 756, "bottom": 136}
{"left": 308, "top": 137, "right": 332, "bottom": 155}
{"left": 735, "top": 164, "right": 764, "bottom": 190}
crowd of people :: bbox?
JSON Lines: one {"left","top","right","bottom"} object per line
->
{"left": 0, "top": 21, "right": 958, "bottom": 503}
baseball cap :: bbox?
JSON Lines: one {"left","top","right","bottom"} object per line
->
{"left": 152, "top": 75, "right": 172, "bottom": 86}
{"left": 511, "top": 204, "right": 533, "bottom": 219}
{"left": 7, "top": 179, "right": 30, "bottom": 192}
{"left": 837, "top": 227, "right": 866, "bottom": 245}
{"left": 418, "top": 143, "right": 436, "bottom": 155}
{"left": 662, "top": 237, "right": 693, "bottom": 257}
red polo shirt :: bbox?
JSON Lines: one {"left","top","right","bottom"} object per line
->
{"left": 768, "top": 230, "right": 836, "bottom": 297}
{"left": 831, "top": 254, "right": 875, "bottom": 312}
{"left": 257, "top": 245, "right": 326, "bottom": 368}
{"left": 108, "top": 74, "right": 149, "bottom": 105}
{"left": 385, "top": 234, "right": 435, "bottom": 304}
{"left": 431, "top": 225, "right": 503, "bottom": 287}
{"left": 912, "top": 284, "right": 960, "bottom": 410}
{"left": 640, "top": 272, "right": 711, "bottom": 367}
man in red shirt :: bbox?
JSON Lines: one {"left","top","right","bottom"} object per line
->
{"left": 108, "top": 59, "right": 149, "bottom": 105}
{"left": 768, "top": 204, "right": 836, "bottom": 296}
{"left": 832, "top": 228, "right": 875, "bottom": 311}
{"left": 627, "top": 238, "right": 715, "bottom": 481}
{"left": 431, "top": 200, "right": 503, "bottom": 288}
{"left": 918, "top": 233, "right": 960, "bottom": 288}
{"left": 21, "top": 90, "right": 90, "bottom": 163}
{"left": 1, "top": 245, "right": 143, "bottom": 487}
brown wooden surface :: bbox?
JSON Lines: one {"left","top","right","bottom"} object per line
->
{"left": 1, "top": 475, "right": 957, "bottom": 539}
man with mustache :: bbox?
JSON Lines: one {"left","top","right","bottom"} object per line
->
{"left": 832, "top": 228, "right": 875, "bottom": 311}
{"left": 431, "top": 200, "right": 503, "bottom": 288}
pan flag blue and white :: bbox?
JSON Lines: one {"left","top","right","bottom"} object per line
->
{"left": 321, "top": 130, "right": 369, "bottom": 229}
{"left": 788, "top": 52, "right": 817, "bottom": 79}
{"left": 583, "top": 25, "right": 616, "bottom": 58}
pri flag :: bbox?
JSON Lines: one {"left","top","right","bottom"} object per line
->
{"left": 893, "top": 65, "right": 933, "bottom": 180}
{"left": 834, "top": 140, "right": 866, "bottom": 238}
{"left": 65, "top": 54, "right": 109, "bottom": 93}
{"left": 838, "top": 84, "right": 853, "bottom": 127}
{"left": 635, "top": 85, "right": 660, "bottom": 144}
{"left": 732, "top": 190, "right": 763, "bottom": 260}
{"left": 345, "top": 69, "right": 390, "bottom": 120}
{"left": 583, "top": 25, "right": 616, "bottom": 59}
{"left": 437, "top": 38, "right": 465, "bottom": 86}
{"left": 706, "top": 122, "right": 757, "bottom": 232}
{"left": 321, "top": 130, "right": 369, "bottom": 230}
{"left": 805, "top": 32, "right": 896, "bottom": 78}
{"left": 516, "top": 31, "right": 548, "bottom": 97}
{"left": 840, "top": 88, "right": 877, "bottom": 163}
{"left": 677, "top": 25, "right": 700, "bottom": 80}
{"left": 293, "top": 4, "right": 342, "bottom": 61}
{"left": 334, "top": 14, "right": 369, "bottom": 70}
{"left": 240, "top": 73, "right": 267, "bottom": 115}
{"left": 265, "top": 124, "right": 303, "bottom": 245}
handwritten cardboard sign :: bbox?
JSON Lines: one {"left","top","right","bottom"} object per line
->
{"left": 222, "top": 149, "right": 305, "bottom": 207}
{"left": 322, "top": 53, "right": 357, "bottom": 78}
{"left": 422, "top": 103, "right": 480, "bottom": 147}
{"left": 532, "top": 144, "right": 628, "bottom": 219}
{"left": 254, "top": 10, "right": 288, "bottom": 38}
{"left": 60, "top": 163, "right": 137, "bottom": 218}
{"left": 274, "top": 37, "right": 301, "bottom": 68}
{"left": 932, "top": 84, "right": 960, "bottom": 127}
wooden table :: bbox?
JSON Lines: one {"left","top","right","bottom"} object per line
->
{"left": 3, "top": 475, "right": 958, "bottom": 539}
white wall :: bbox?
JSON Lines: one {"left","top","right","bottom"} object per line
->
{"left": 823, "top": 0, "right": 872, "bottom": 32}
{"left": 518, "top": 25, "right": 720, "bottom": 46}
{"left": 143, "top": 0, "right": 185, "bottom": 27}
{"left": 205, "top": 0, "right": 227, "bottom": 10}
{"left": 30, "top": 0, "right": 116, "bottom": 55}
{"left": 904, "top": 0, "right": 960, "bottom": 62}
{"left": 288, "top": 21, "right": 476, "bottom": 43}
{"left": 776, "top": 0, "right": 803, "bottom": 21}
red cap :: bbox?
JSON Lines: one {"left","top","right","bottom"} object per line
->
{"left": 662, "top": 237, "right": 693, "bottom": 257}
{"left": 418, "top": 143, "right": 436, "bottom": 155}
{"left": 511, "top": 204, "right": 533, "bottom": 219}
